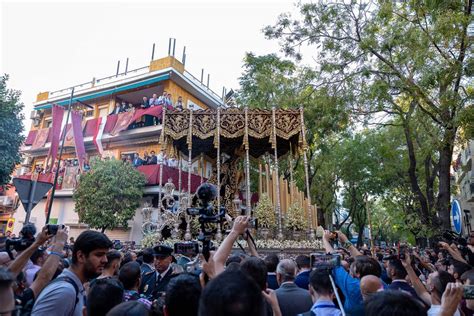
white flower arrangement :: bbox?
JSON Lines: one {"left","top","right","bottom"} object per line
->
{"left": 254, "top": 193, "right": 277, "bottom": 229}
{"left": 285, "top": 202, "right": 307, "bottom": 231}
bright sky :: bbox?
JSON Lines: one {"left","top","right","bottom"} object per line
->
{"left": 1, "top": 0, "right": 305, "bottom": 131}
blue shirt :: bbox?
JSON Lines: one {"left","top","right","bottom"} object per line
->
{"left": 332, "top": 266, "right": 364, "bottom": 316}
{"left": 311, "top": 299, "right": 342, "bottom": 316}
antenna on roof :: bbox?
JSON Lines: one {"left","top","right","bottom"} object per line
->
{"left": 125, "top": 58, "right": 129, "bottom": 75}
{"left": 207, "top": 74, "right": 210, "bottom": 88}
{"left": 172, "top": 39, "right": 176, "bottom": 57}
{"left": 168, "top": 38, "right": 172, "bottom": 56}
{"left": 201, "top": 69, "right": 204, "bottom": 83}
{"left": 151, "top": 43, "right": 156, "bottom": 61}
{"left": 182, "top": 46, "right": 187, "bottom": 66}
{"left": 116, "top": 60, "right": 120, "bottom": 77}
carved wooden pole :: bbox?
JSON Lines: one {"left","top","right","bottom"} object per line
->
{"left": 272, "top": 107, "right": 284, "bottom": 240}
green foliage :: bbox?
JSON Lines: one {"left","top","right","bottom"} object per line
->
{"left": 265, "top": 0, "right": 473, "bottom": 230}
{"left": 73, "top": 159, "right": 146, "bottom": 232}
{"left": 254, "top": 193, "right": 276, "bottom": 229}
{"left": 0, "top": 74, "right": 24, "bottom": 187}
{"left": 285, "top": 201, "right": 307, "bottom": 231}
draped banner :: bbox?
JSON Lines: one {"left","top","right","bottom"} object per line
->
{"left": 31, "top": 128, "right": 50, "bottom": 150}
{"left": 71, "top": 111, "right": 86, "bottom": 171}
{"left": 93, "top": 116, "right": 106, "bottom": 156}
{"left": 47, "top": 105, "right": 64, "bottom": 171}
{"left": 62, "top": 124, "right": 75, "bottom": 147}
{"left": 110, "top": 111, "right": 135, "bottom": 136}
{"left": 109, "top": 106, "right": 164, "bottom": 136}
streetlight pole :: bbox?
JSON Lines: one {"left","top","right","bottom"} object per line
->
{"left": 366, "top": 196, "right": 375, "bottom": 253}
{"left": 45, "top": 88, "right": 74, "bottom": 224}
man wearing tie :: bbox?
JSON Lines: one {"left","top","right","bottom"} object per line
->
{"left": 139, "top": 245, "right": 176, "bottom": 299}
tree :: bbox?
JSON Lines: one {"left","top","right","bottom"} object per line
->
{"left": 0, "top": 74, "right": 24, "bottom": 187}
{"left": 265, "top": 0, "right": 474, "bottom": 230}
{"left": 237, "top": 53, "right": 349, "bottom": 227}
{"left": 73, "top": 159, "right": 146, "bottom": 232}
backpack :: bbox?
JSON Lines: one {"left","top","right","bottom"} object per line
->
{"left": 19, "top": 276, "right": 80, "bottom": 316}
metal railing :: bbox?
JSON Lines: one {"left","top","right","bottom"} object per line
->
{"left": 46, "top": 64, "right": 223, "bottom": 105}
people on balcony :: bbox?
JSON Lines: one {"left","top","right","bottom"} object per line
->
{"left": 149, "top": 93, "right": 160, "bottom": 107}
{"left": 132, "top": 153, "right": 143, "bottom": 167}
{"left": 175, "top": 96, "right": 184, "bottom": 111}
{"left": 148, "top": 151, "right": 158, "bottom": 164}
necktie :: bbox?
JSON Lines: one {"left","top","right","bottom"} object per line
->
{"left": 157, "top": 274, "right": 162, "bottom": 283}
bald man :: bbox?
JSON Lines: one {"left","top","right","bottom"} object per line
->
{"left": 360, "top": 275, "right": 383, "bottom": 301}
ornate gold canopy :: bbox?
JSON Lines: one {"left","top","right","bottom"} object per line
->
{"left": 162, "top": 108, "right": 307, "bottom": 158}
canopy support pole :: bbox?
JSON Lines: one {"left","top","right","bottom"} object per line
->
{"left": 300, "top": 107, "right": 315, "bottom": 239}
{"left": 272, "top": 107, "right": 284, "bottom": 240}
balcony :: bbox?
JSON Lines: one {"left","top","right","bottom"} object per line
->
{"left": 23, "top": 113, "right": 163, "bottom": 155}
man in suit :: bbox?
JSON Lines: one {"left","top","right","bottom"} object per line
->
{"left": 387, "top": 259, "right": 420, "bottom": 300}
{"left": 132, "top": 153, "right": 143, "bottom": 168}
{"left": 140, "top": 248, "right": 155, "bottom": 274}
{"left": 148, "top": 151, "right": 158, "bottom": 165}
{"left": 139, "top": 245, "right": 176, "bottom": 300}
{"left": 295, "top": 255, "right": 311, "bottom": 290}
{"left": 265, "top": 254, "right": 280, "bottom": 290}
{"left": 275, "top": 259, "right": 312, "bottom": 316}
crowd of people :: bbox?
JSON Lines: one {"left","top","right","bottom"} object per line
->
{"left": 1, "top": 216, "right": 474, "bottom": 316}
{"left": 109, "top": 91, "right": 184, "bottom": 126}
{"left": 123, "top": 151, "right": 178, "bottom": 168}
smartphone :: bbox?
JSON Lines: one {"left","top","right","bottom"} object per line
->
{"left": 464, "top": 285, "right": 474, "bottom": 299}
{"left": 46, "top": 224, "right": 65, "bottom": 235}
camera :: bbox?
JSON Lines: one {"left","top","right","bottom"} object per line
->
{"left": 174, "top": 241, "right": 199, "bottom": 256}
{"left": 186, "top": 183, "right": 226, "bottom": 261}
{"left": 46, "top": 224, "right": 65, "bottom": 235}
{"left": 5, "top": 224, "right": 36, "bottom": 260}
{"left": 310, "top": 252, "right": 341, "bottom": 270}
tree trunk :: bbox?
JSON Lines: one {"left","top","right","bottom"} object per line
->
{"left": 436, "top": 128, "right": 456, "bottom": 230}
{"left": 357, "top": 225, "right": 364, "bottom": 247}
{"left": 101, "top": 226, "right": 106, "bottom": 233}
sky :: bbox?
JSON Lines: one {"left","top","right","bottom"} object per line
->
{"left": 1, "top": 0, "right": 306, "bottom": 131}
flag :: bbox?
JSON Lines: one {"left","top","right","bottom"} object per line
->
{"left": 110, "top": 110, "right": 135, "bottom": 136}
{"left": 31, "top": 128, "right": 50, "bottom": 150}
{"left": 47, "top": 105, "right": 65, "bottom": 171}
{"left": 71, "top": 110, "right": 86, "bottom": 171}
{"left": 93, "top": 116, "right": 107, "bottom": 156}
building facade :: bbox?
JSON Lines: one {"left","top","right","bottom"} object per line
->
{"left": 7, "top": 55, "right": 222, "bottom": 241}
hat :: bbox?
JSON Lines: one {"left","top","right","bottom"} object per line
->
{"left": 153, "top": 245, "right": 173, "bottom": 258}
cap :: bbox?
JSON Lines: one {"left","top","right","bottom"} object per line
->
{"left": 153, "top": 245, "right": 173, "bottom": 258}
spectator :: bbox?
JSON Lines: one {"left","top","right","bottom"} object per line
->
{"left": 107, "top": 301, "right": 149, "bottom": 316}
{"left": 387, "top": 259, "right": 419, "bottom": 299}
{"left": 119, "top": 262, "right": 152, "bottom": 309}
{"left": 140, "top": 248, "right": 155, "bottom": 274}
{"left": 295, "top": 254, "right": 311, "bottom": 290}
{"left": 0, "top": 267, "right": 15, "bottom": 315}
{"left": 164, "top": 273, "right": 201, "bottom": 316}
{"left": 121, "top": 251, "right": 137, "bottom": 268}
{"left": 148, "top": 151, "right": 158, "bottom": 165}
{"left": 120, "top": 101, "right": 128, "bottom": 113}
{"left": 110, "top": 102, "right": 121, "bottom": 115}
{"left": 322, "top": 230, "right": 382, "bottom": 316}
{"left": 165, "top": 93, "right": 173, "bottom": 109}
{"left": 87, "top": 278, "right": 124, "bottom": 316}
{"left": 241, "top": 257, "right": 282, "bottom": 316}
{"left": 175, "top": 96, "right": 184, "bottom": 110}
{"left": 25, "top": 248, "right": 47, "bottom": 286}
{"left": 365, "top": 290, "right": 427, "bottom": 316}
{"left": 97, "top": 250, "right": 122, "bottom": 280}
{"left": 275, "top": 259, "right": 313, "bottom": 316}
{"left": 132, "top": 153, "right": 143, "bottom": 168}
{"left": 157, "top": 91, "right": 167, "bottom": 106}
{"left": 140, "top": 96, "right": 149, "bottom": 109}
{"left": 460, "top": 269, "right": 474, "bottom": 315}
{"left": 149, "top": 93, "right": 159, "bottom": 107}
{"left": 448, "top": 260, "right": 472, "bottom": 283}
{"left": 360, "top": 275, "right": 383, "bottom": 301}
{"left": 303, "top": 268, "right": 342, "bottom": 316}
{"left": 198, "top": 270, "right": 264, "bottom": 316}
{"left": 265, "top": 254, "right": 280, "bottom": 290}
{"left": 142, "top": 151, "right": 150, "bottom": 166}
{"left": 32, "top": 230, "right": 113, "bottom": 316}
